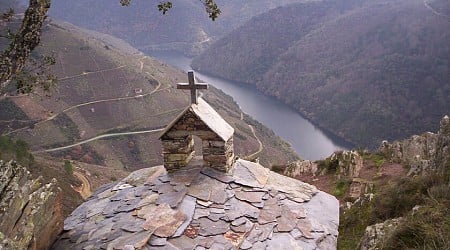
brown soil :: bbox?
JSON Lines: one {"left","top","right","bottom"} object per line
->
{"left": 73, "top": 171, "right": 92, "bottom": 200}
{"left": 297, "top": 174, "right": 335, "bottom": 195}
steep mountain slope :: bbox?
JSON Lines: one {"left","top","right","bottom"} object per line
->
{"left": 48, "top": 0, "right": 309, "bottom": 55}
{"left": 0, "top": 20, "right": 299, "bottom": 170}
{"left": 277, "top": 115, "right": 449, "bottom": 249}
{"left": 192, "top": 0, "right": 450, "bottom": 148}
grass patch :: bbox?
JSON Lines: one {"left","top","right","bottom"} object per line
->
{"left": 333, "top": 178, "right": 351, "bottom": 197}
{"left": 381, "top": 203, "right": 449, "bottom": 249}
{"left": 0, "top": 136, "right": 34, "bottom": 166}
{"left": 52, "top": 113, "right": 80, "bottom": 143}
{"left": 338, "top": 171, "right": 450, "bottom": 249}
{"left": 364, "top": 153, "right": 385, "bottom": 167}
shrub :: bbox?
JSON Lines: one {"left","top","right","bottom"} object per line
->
{"left": 381, "top": 204, "right": 450, "bottom": 250}
{"left": 333, "top": 178, "right": 351, "bottom": 197}
{"left": 370, "top": 177, "right": 426, "bottom": 222}
{"left": 64, "top": 160, "right": 73, "bottom": 175}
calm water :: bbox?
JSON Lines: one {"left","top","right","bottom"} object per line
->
{"left": 150, "top": 52, "right": 352, "bottom": 160}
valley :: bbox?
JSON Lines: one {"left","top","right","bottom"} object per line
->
{"left": 1, "top": 1, "right": 449, "bottom": 249}
{"left": 1, "top": 20, "right": 300, "bottom": 170}
{"left": 192, "top": 0, "right": 450, "bottom": 148}
{"left": 151, "top": 51, "right": 352, "bottom": 160}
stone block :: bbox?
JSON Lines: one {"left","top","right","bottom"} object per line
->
{"left": 165, "top": 154, "right": 189, "bottom": 162}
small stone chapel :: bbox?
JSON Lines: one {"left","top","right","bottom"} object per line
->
{"left": 159, "top": 71, "right": 235, "bottom": 173}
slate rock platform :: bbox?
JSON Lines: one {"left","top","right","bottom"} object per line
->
{"left": 52, "top": 158, "right": 339, "bottom": 249}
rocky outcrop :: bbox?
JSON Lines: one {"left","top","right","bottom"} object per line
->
{"left": 0, "top": 160, "right": 62, "bottom": 250}
{"left": 358, "top": 218, "right": 403, "bottom": 250}
{"left": 283, "top": 160, "right": 318, "bottom": 177}
{"left": 380, "top": 115, "right": 450, "bottom": 176}
{"left": 284, "top": 150, "right": 363, "bottom": 179}
{"left": 330, "top": 151, "right": 363, "bottom": 180}
{"left": 52, "top": 158, "right": 339, "bottom": 249}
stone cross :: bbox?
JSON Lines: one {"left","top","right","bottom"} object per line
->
{"left": 177, "top": 71, "right": 208, "bottom": 104}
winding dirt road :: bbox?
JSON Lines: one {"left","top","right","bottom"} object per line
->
{"left": 73, "top": 171, "right": 92, "bottom": 200}
{"left": 35, "top": 127, "right": 164, "bottom": 153}
{"left": 245, "top": 125, "right": 264, "bottom": 161}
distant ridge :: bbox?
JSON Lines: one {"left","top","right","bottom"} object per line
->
{"left": 192, "top": 0, "right": 450, "bottom": 148}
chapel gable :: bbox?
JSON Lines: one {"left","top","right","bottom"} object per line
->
{"left": 159, "top": 72, "right": 235, "bottom": 173}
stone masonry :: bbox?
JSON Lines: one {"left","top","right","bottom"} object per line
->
{"left": 160, "top": 98, "right": 235, "bottom": 173}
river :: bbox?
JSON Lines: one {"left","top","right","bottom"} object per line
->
{"left": 150, "top": 52, "right": 352, "bottom": 160}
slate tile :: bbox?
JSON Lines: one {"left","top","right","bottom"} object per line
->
{"left": 121, "top": 222, "right": 145, "bottom": 233}
{"left": 167, "top": 235, "right": 197, "bottom": 250}
{"left": 251, "top": 201, "right": 265, "bottom": 208}
{"left": 239, "top": 240, "right": 252, "bottom": 250}
{"left": 209, "top": 235, "right": 234, "bottom": 249}
{"left": 223, "top": 198, "right": 259, "bottom": 221}
{"left": 156, "top": 189, "right": 187, "bottom": 208}
{"left": 265, "top": 171, "right": 317, "bottom": 203}
{"left": 159, "top": 174, "right": 170, "bottom": 183}
{"left": 232, "top": 160, "right": 269, "bottom": 188}
{"left": 196, "top": 200, "right": 213, "bottom": 207}
{"left": 87, "top": 223, "right": 113, "bottom": 241}
{"left": 290, "top": 228, "right": 302, "bottom": 240}
{"left": 116, "top": 198, "right": 141, "bottom": 213}
{"left": 265, "top": 233, "right": 304, "bottom": 250}
{"left": 201, "top": 168, "right": 234, "bottom": 183}
{"left": 258, "top": 198, "right": 281, "bottom": 224}
{"left": 110, "top": 190, "right": 130, "bottom": 202}
{"left": 136, "top": 203, "right": 157, "bottom": 219}
{"left": 153, "top": 183, "right": 175, "bottom": 194}
{"left": 195, "top": 236, "right": 214, "bottom": 248}
{"left": 225, "top": 189, "right": 235, "bottom": 199}
{"left": 224, "top": 230, "right": 246, "bottom": 248}
{"left": 197, "top": 218, "right": 229, "bottom": 236}
{"left": 280, "top": 198, "right": 307, "bottom": 219}
{"left": 246, "top": 222, "right": 276, "bottom": 243}
{"left": 231, "top": 217, "right": 247, "bottom": 227}
{"left": 193, "top": 208, "right": 210, "bottom": 220}
{"left": 234, "top": 191, "right": 266, "bottom": 203}
{"left": 142, "top": 204, "right": 187, "bottom": 238}
{"left": 297, "top": 219, "right": 314, "bottom": 239}
{"left": 252, "top": 241, "right": 267, "bottom": 249}
{"left": 136, "top": 193, "right": 159, "bottom": 209}
{"left": 209, "top": 187, "right": 228, "bottom": 204}
{"left": 207, "top": 213, "right": 224, "bottom": 222}
{"left": 106, "top": 230, "right": 153, "bottom": 250}
{"left": 112, "top": 183, "right": 134, "bottom": 191}
{"left": 170, "top": 167, "right": 202, "bottom": 186}
{"left": 210, "top": 208, "right": 225, "bottom": 214}
{"left": 230, "top": 218, "right": 253, "bottom": 233}
{"left": 173, "top": 195, "right": 196, "bottom": 237}
{"left": 276, "top": 207, "right": 298, "bottom": 232}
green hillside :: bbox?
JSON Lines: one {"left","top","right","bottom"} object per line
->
{"left": 192, "top": 0, "right": 450, "bottom": 148}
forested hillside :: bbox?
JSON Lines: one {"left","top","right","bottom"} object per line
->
{"left": 48, "top": 0, "right": 308, "bottom": 55}
{"left": 192, "top": 0, "right": 450, "bottom": 148}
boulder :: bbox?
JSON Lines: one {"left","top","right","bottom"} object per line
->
{"left": 358, "top": 218, "right": 403, "bottom": 250}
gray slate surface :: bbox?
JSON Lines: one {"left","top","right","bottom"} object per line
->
{"left": 52, "top": 159, "right": 338, "bottom": 250}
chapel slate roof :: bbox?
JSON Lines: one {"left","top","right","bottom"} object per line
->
{"left": 52, "top": 158, "right": 339, "bottom": 250}
{"left": 159, "top": 98, "right": 234, "bottom": 141}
